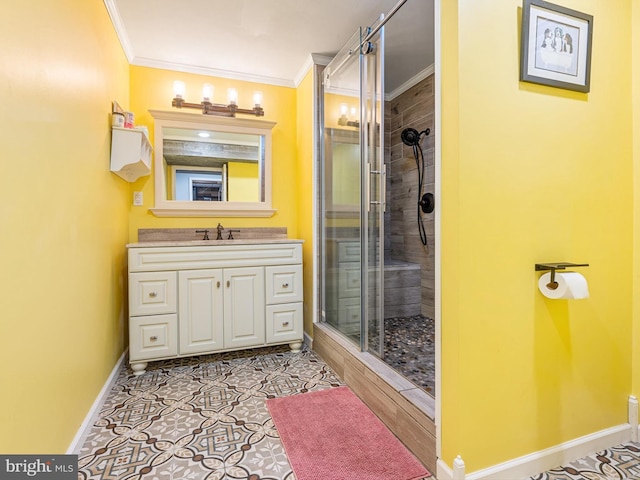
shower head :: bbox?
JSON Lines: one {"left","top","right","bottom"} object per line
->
{"left": 400, "top": 127, "right": 431, "bottom": 146}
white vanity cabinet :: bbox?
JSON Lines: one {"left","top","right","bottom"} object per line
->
{"left": 127, "top": 241, "right": 303, "bottom": 375}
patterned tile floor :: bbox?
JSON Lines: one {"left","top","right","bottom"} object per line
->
{"left": 527, "top": 442, "right": 640, "bottom": 479}
{"left": 75, "top": 342, "right": 639, "bottom": 480}
{"left": 77, "top": 346, "right": 345, "bottom": 480}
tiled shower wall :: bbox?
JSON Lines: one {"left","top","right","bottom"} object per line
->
{"left": 384, "top": 74, "right": 435, "bottom": 319}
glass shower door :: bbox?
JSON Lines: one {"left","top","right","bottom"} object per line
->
{"left": 363, "top": 27, "right": 385, "bottom": 358}
{"left": 322, "top": 28, "right": 363, "bottom": 344}
{"left": 321, "top": 24, "right": 385, "bottom": 355}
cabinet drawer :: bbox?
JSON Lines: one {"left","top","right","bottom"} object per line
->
{"left": 266, "top": 303, "right": 302, "bottom": 343}
{"left": 266, "top": 265, "right": 303, "bottom": 305}
{"left": 338, "top": 241, "right": 360, "bottom": 262}
{"left": 338, "top": 263, "right": 360, "bottom": 298}
{"left": 129, "top": 314, "right": 178, "bottom": 361}
{"left": 130, "top": 271, "right": 177, "bottom": 316}
{"left": 338, "top": 297, "right": 360, "bottom": 325}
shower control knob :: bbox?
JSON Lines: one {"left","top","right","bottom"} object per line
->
{"left": 419, "top": 193, "right": 435, "bottom": 214}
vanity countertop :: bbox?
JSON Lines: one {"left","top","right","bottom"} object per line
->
{"left": 127, "top": 239, "right": 304, "bottom": 248}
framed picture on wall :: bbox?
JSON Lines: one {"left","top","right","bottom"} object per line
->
{"left": 520, "top": 0, "right": 593, "bottom": 93}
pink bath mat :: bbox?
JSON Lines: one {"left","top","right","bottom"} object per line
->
{"left": 266, "top": 386, "right": 431, "bottom": 480}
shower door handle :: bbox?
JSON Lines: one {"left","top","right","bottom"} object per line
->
{"left": 368, "top": 164, "right": 386, "bottom": 212}
{"left": 366, "top": 162, "right": 371, "bottom": 213}
{"left": 381, "top": 163, "right": 386, "bottom": 212}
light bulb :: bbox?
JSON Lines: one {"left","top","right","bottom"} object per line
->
{"left": 253, "top": 91, "right": 263, "bottom": 107}
{"left": 340, "top": 103, "right": 348, "bottom": 116}
{"left": 227, "top": 88, "right": 238, "bottom": 105}
{"left": 202, "top": 83, "right": 213, "bottom": 102}
{"left": 173, "top": 80, "right": 186, "bottom": 98}
{"left": 350, "top": 106, "right": 357, "bottom": 118}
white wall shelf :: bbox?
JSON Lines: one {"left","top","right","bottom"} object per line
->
{"left": 110, "top": 127, "right": 152, "bottom": 182}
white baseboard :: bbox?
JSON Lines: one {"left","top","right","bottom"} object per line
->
{"left": 437, "top": 456, "right": 465, "bottom": 480}
{"left": 437, "top": 458, "right": 455, "bottom": 480}
{"left": 304, "top": 331, "right": 313, "bottom": 350}
{"left": 66, "top": 349, "right": 127, "bottom": 454}
{"left": 437, "top": 424, "right": 632, "bottom": 480}
{"left": 468, "top": 424, "right": 631, "bottom": 480}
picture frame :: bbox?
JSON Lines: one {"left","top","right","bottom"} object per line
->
{"left": 520, "top": 0, "right": 593, "bottom": 93}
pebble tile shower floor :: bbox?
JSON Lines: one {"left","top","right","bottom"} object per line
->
{"left": 382, "top": 314, "right": 436, "bottom": 395}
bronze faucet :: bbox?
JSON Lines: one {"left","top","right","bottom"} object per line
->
{"left": 196, "top": 229, "right": 210, "bottom": 240}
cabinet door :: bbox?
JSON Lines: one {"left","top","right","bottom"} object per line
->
{"left": 178, "top": 269, "right": 224, "bottom": 355}
{"left": 223, "top": 267, "right": 265, "bottom": 349}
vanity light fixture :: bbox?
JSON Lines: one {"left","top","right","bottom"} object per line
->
{"left": 338, "top": 103, "right": 359, "bottom": 127}
{"left": 171, "top": 81, "right": 264, "bottom": 117}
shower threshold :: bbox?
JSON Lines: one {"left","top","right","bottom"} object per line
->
{"left": 312, "top": 322, "right": 436, "bottom": 473}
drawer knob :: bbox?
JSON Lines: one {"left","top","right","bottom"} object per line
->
{"left": 149, "top": 292, "right": 158, "bottom": 298}
{"left": 282, "top": 283, "right": 289, "bottom": 288}
{"left": 150, "top": 336, "right": 158, "bottom": 341}
{"left": 227, "top": 280, "right": 230, "bottom": 288}
{"left": 217, "top": 281, "right": 221, "bottom": 288}
{"left": 282, "top": 321, "right": 290, "bottom": 326}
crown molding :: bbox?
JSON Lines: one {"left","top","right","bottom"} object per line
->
{"left": 103, "top": 0, "right": 134, "bottom": 62}
{"left": 294, "top": 54, "right": 334, "bottom": 87}
{"left": 386, "top": 64, "right": 435, "bottom": 101}
{"left": 132, "top": 57, "right": 295, "bottom": 88}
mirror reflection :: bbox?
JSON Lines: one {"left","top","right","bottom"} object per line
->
{"left": 150, "top": 110, "right": 276, "bottom": 217}
{"left": 163, "top": 127, "right": 264, "bottom": 203}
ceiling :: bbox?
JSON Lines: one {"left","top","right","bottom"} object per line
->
{"left": 105, "top": 0, "right": 434, "bottom": 92}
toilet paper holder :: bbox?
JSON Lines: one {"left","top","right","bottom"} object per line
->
{"left": 535, "top": 262, "right": 589, "bottom": 290}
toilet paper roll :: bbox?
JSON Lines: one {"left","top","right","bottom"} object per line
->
{"left": 538, "top": 272, "right": 589, "bottom": 299}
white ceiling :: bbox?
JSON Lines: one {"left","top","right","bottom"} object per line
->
{"left": 106, "top": 0, "right": 434, "bottom": 92}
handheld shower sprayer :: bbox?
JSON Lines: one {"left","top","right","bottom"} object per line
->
{"left": 401, "top": 127, "right": 434, "bottom": 246}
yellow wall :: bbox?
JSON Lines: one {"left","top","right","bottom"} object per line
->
{"left": 227, "top": 162, "right": 259, "bottom": 202}
{"left": 296, "top": 68, "right": 316, "bottom": 334}
{"left": 0, "top": 0, "right": 130, "bottom": 452}
{"left": 441, "top": 0, "right": 633, "bottom": 471}
{"left": 632, "top": 0, "right": 640, "bottom": 402}
{"left": 127, "top": 66, "right": 298, "bottom": 240}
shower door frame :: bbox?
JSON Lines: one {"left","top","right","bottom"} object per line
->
{"left": 319, "top": 24, "right": 386, "bottom": 358}
{"left": 361, "top": 25, "right": 385, "bottom": 358}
